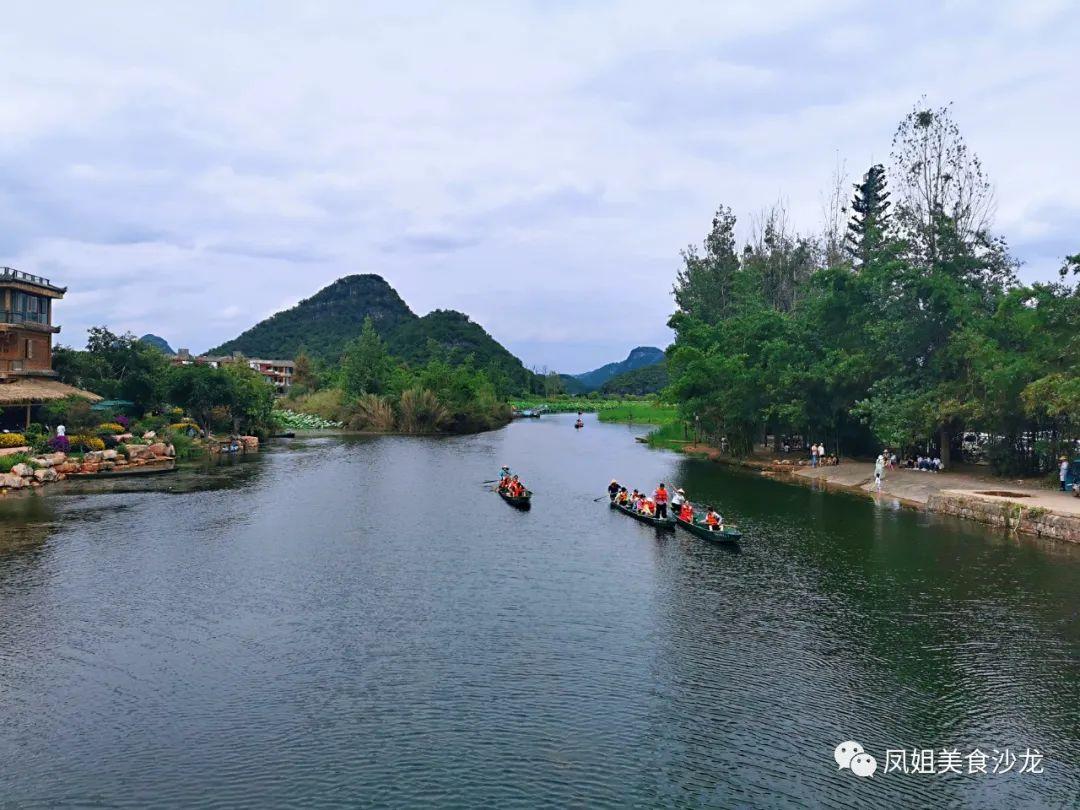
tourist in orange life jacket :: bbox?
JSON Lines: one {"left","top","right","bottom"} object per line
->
{"left": 653, "top": 483, "right": 669, "bottom": 519}
{"left": 679, "top": 502, "right": 694, "bottom": 522}
{"left": 704, "top": 507, "right": 723, "bottom": 531}
{"left": 616, "top": 487, "right": 629, "bottom": 504}
{"left": 642, "top": 498, "right": 656, "bottom": 516}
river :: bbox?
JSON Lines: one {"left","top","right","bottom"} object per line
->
{"left": 1, "top": 413, "right": 1078, "bottom": 808}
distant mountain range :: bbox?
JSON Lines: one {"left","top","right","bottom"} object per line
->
{"left": 205, "top": 274, "right": 537, "bottom": 393}
{"left": 599, "top": 360, "right": 668, "bottom": 395}
{"left": 139, "top": 334, "right": 175, "bottom": 355}
{"left": 571, "top": 346, "right": 665, "bottom": 391}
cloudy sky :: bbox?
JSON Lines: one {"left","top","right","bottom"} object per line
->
{"left": 2, "top": 2, "right": 1077, "bottom": 372}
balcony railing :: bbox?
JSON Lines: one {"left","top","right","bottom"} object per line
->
{"left": 0, "top": 267, "right": 53, "bottom": 287}
{"left": 0, "top": 310, "right": 50, "bottom": 325}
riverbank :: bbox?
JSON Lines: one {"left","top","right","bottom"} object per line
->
{"left": 678, "top": 444, "right": 1080, "bottom": 544}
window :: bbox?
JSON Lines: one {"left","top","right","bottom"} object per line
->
{"left": 25, "top": 339, "right": 33, "bottom": 359}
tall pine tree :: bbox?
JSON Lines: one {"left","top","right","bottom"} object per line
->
{"left": 845, "top": 164, "right": 891, "bottom": 266}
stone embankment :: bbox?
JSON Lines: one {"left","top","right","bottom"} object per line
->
{"left": 0, "top": 442, "right": 176, "bottom": 491}
{"left": 677, "top": 444, "right": 1080, "bottom": 544}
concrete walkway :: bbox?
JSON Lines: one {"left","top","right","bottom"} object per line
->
{"left": 792, "top": 461, "right": 1080, "bottom": 516}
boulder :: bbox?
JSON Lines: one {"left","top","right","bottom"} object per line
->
{"left": 84, "top": 450, "right": 104, "bottom": 462}
{"left": 102, "top": 449, "right": 118, "bottom": 461}
{"left": 34, "top": 467, "right": 58, "bottom": 482}
{"left": 80, "top": 462, "right": 100, "bottom": 474}
{"left": 0, "top": 473, "right": 26, "bottom": 489}
{"left": 143, "top": 431, "right": 157, "bottom": 439}
{"left": 147, "top": 442, "right": 168, "bottom": 457}
{"left": 57, "top": 462, "right": 80, "bottom": 474}
{"left": 32, "top": 457, "right": 54, "bottom": 468}
{"left": 240, "top": 435, "right": 259, "bottom": 449}
{"left": 165, "top": 444, "right": 176, "bottom": 458}
{"left": 11, "top": 463, "right": 33, "bottom": 478}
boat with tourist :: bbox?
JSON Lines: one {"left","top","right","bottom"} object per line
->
{"left": 609, "top": 498, "right": 675, "bottom": 530}
{"left": 675, "top": 513, "right": 742, "bottom": 544}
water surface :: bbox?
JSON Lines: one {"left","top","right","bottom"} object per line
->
{"left": 1, "top": 414, "right": 1078, "bottom": 807}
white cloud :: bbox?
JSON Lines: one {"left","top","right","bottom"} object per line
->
{"left": 0, "top": 1, "right": 1076, "bottom": 369}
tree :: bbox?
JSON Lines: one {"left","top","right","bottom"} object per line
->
{"left": 222, "top": 363, "right": 275, "bottom": 434}
{"left": 673, "top": 206, "right": 741, "bottom": 324}
{"left": 890, "top": 101, "right": 994, "bottom": 263}
{"left": 292, "top": 350, "right": 319, "bottom": 393}
{"left": 341, "top": 317, "right": 393, "bottom": 397}
{"left": 845, "top": 164, "right": 891, "bottom": 266}
{"left": 54, "top": 326, "right": 168, "bottom": 410}
{"left": 164, "top": 365, "right": 235, "bottom": 434}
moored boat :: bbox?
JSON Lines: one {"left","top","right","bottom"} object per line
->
{"left": 675, "top": 514, "right": 742, "bottom": 543}
{"left": 609, "top": 498, "right": 674, "bottom": 530}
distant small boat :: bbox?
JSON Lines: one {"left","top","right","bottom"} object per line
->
{"left": 513, "top": 409, "right": 542, "bottom": 419}
{"left": 574, "top": 419, "right": 584, "bottom": 429}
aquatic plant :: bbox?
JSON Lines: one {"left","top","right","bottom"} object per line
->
{"left": 273, "top": 408, "right": 343, "bottom": 431}
{"left": 397, "top": 388, "right": 449, "bottom": 433}
{"left": 347, "top": 394, "right": 396, "bottom": 432}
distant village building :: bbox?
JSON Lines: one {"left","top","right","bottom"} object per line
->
{"left": 0, "top": 267, "right": 101, "bottom": 428}
{"left": 172, "top": 349, "right": 294, "bottom": 395}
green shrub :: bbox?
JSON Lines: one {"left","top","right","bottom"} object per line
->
{"left": 0, "top": 433, "right": 27, "bottom": 448}
{"left": 0, "top": 453, "right": 30, "bottom": 473}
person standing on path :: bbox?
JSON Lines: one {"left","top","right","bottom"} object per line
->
{"left": 1061, "top": 457, "right": 1070, "bottom": 492}
{"left": 874, "top": 454, "right": 885, "bottom": 492}
{"left": 810, "top": 443, "right": 818, "bottom": 468}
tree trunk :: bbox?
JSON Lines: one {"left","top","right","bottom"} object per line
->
{"left": 940, "top": 426, "right": 951, "bottom": 468}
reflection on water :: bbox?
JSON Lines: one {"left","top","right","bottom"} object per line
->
{"left": 0, "top": 417, "right": 1077, "bottom": 808}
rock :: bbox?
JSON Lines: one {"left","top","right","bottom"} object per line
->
{"left": 34, "top": 467, "right": 58, "bottom": 482}
{"left": 80, "top": 462, "right": 100, "bottom": 474}
{"left": 11, "top": 463, "right": 33, "bottom": 478}
{"left": 99, "top": 461, "right": 115, "bottom": 471}
{"left": 32, "top": 457, "right": 54, "bottom": 468}
{"left": 125, "top": 445, "right": 147, "bottom": 460}
{"left": 103, "top": 449, "right": 118, "bottom": 461}
{"left": 165, "top": 444, "right": 176, "bottom": 458}
{"left": 84, "top": 451, "right": 104, "bottom": 462}
{"left": 147, "top": 442, "right": 168, "bottom": 457}
{"left": 143, "top": 431, "right": 157, "bottom": 439}
{"left": 57, "top": 462, "right": 79, "bottom": 474}
{"left": 0, "top": 473, "right": 26, "bottom": 489}
{"left": 240, "top": 435, "right": 259, "bottom": 449}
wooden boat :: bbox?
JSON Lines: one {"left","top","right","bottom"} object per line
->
{"left": 609, "top": 498, "right": 675, "bottom": 530}
{"left": 498, "top": 487, "right": 532, "bottom": 508}
{"left": 574, "top": 420, "right": 584, "bottom": 429}
{"left": 675, "top": 514, "right": 742, "bottom": 543}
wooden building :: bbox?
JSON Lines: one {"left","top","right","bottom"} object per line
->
{"left": 0, "top": 267, "right": 100, "bottom": 428}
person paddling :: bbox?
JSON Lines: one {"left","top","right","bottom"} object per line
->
{"left": 654, "top": 483, "right": 669, "bottom": 519}
{"left": 671, "top": 487, "right": 686, "bottom": 511}
{"left": 608, "top": 479, "right": 621, "bottom": 501}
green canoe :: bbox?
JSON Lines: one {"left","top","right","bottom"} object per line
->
{"left": 499, "top": 488, "right": 532, "bottom": 509}
{"left": 675, "top": 514, "right": 742, "bottom": 543}
{"left": 609, "top": 498, "right": 675, "bottom": 530}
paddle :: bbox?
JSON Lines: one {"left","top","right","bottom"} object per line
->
{"left": 481, "top": 479, "right": 499, "bottom": 484}
{"left": 592, "top": 495, "right": 609, "bottom": 502}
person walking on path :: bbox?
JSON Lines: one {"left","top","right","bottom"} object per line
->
{"left": 874, "top": 454, "right": 885, "bottom": 492}
{"left": 810, "top": 443, "right": 818, "bottom": 468}
{"left": 1061, "top": 457, "right": 1070, "bottom": 492}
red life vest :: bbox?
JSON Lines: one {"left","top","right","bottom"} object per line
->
{"left": 654, "top": 488, "right": 668, "bottom": 503}
{"left": 706, "top": 512, "right": 720, "bottom": 526}
{"left": 680, "top": 505, "right": 693, "bottom": 521}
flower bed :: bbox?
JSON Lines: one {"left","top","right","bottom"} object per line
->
{"left": 0, "top": 433, "right": 27, "bottom": 448}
